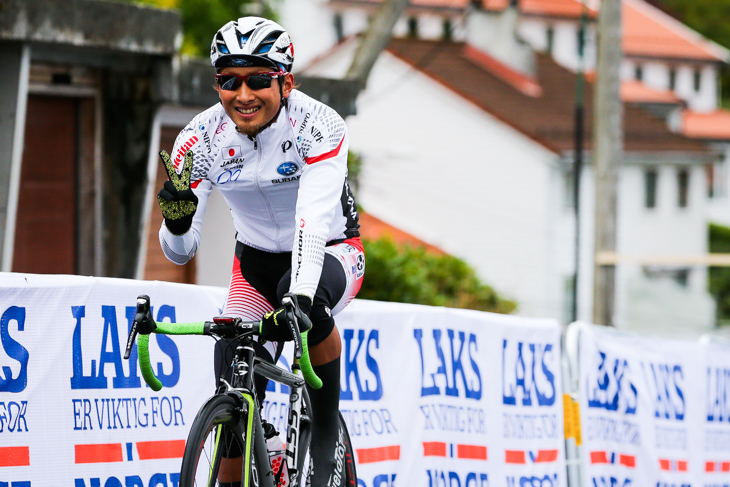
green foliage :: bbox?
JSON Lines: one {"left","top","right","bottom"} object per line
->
{"left": 117, "top": 0, "right": 278, "bottom": 57}
{"left": 358, "top": 237, "right": 517, "bottom": 314}
{"left": 708, "top": 222, "right": 730, "bottom": 324}
{"left": 347, "top": 151, "right": 362, "bottom": 191}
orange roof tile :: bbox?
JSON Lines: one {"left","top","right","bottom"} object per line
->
{"left": 683, "top": 110, "right": 730, "bottom": 140}
{"left": 623, "top": 0, "right": 727, "bottom": 61}
{"left": 621, "top": 80, "right": 681, "bottom": 104}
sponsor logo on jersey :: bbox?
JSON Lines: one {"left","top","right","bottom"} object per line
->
{"left": 222, "top": 157, "right": 244, "bottom": 167}
{"left": 298, "top": 113, "right": 310, "bottom": 134}
{"left": 277, "top": 162, "right": 299, "bottom": 176}
{"left": 223, "top": 145, "right": 242, "bottom": 160}
{"left": 281, "top": 140, "right": 293, "bottom": 153}
{"left": 216, "top": 121, "right": 228, "bottom": 134}
{"left": 173, "top": 136, "right": 198, "bottom": 167}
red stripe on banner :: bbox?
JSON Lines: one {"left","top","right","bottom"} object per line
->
{"left": 677, "top": 460, "right": 688, "bottom": 472}
{"left": 75, "top": 443, "right": 123, "bottom": 464}
{"left": 136, "top": 440, "right": 186, "bottom": 460}
{"left": 659, "top": 459, "right": 671, "bottom": 471}
{"left": 722, "top": 461, "right": 730, "bottom": 472}
{"left": 706, "top": 461, "right": 716, "bottom": 472}
{"left": 591, "top": 451, "right": 609, "bottom": 464}
{"left": 457, "top": 444, "right": 487, "bottom": 460}
{"left": 619, "top": 455, "right": 636, "bottom": 468}
{"left": 356, "top": 445, "right": 400, "bottom": 464}
{"left": 423, "top": 442, "right": 447, "bottom": 457}
{"left": 505, "top": 450, "right": 526, "bottom": 464}
{"left": 0, "top": 446, "right": 30, "bottom": 467}
{"left": 534, "top": 450, "right": 559, "bottom": 463}
{"left": 305, "top": 137, "right": 345, "bottom": 165}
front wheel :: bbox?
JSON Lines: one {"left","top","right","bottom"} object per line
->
{"left": 179, "top": 394, "right": 251, "bottom": 487}
{"left": 339, "top": 411, "right": 358, "bottom": 487}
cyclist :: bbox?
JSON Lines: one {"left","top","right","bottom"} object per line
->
{"left": 156, "top": 16, "right": 364, "bottom": 487}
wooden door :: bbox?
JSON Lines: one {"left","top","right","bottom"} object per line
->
{"left": 13, "top": 96, "right": 77, "bottom": 274}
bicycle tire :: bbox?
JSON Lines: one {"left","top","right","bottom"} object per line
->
{"left": 179, "top": 393, "right": 251, "bottom": 487}
{"left": 339, "top": 411, "right": 358, "bottom": 487}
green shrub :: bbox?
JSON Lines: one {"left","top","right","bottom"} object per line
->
{"left": 358, "top": 237, "right": 517, "bottom": 314}
{"left": 709, "top": 222, "right": 730, "bottom": 325}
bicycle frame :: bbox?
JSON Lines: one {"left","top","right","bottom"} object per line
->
{"left": 124, "top": 294, "right": 318, "bottom": 487}
{"left": 221, "top": 339, "right": 314, "bottom": 487}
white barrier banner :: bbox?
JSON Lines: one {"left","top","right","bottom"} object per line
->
{"left": 0, "top": 273, "right": 226, "bottom": 487}
{"left": 1, "top": 274, "right": 566, "bottom": 487}
{"left": 701, "top": 340, "right": 730, "bottom": 487}
{"left": 576, "top": 322, "right": 706, "bottom": 487}
{"left": 332, "top": 299, "right": 566, "bottom": 487}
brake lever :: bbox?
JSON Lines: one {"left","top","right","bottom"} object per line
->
{"left": 124, "top": 295, "right": 156, "bottom": 360}
{"left": 282, "top": 295, "right": 303, "bottom": 359}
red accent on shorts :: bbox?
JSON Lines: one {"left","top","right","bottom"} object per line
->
{"left": 223, "top": 254, "right": 275, "bottom": 319}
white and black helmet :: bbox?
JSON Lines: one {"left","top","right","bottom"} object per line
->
{"left": 210, "top": 17, "right": 294, "bottom": 72}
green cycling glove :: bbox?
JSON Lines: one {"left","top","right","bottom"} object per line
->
{"left": 157, "top": 149, "right": 198, "bottom": 236}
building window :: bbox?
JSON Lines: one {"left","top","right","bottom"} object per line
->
{"left": 645, "top": 169, "right": 658, "bottom": 208}
{"left": 668, "top": 67, "right": 676, "bottom": 91}
{"left": 546, "top": 26, "right": 554, "bottom": 54}
{"left": 677, "top": 168, "right": 690, "bottom": 207}
{"left": 333, "top": 14, "right": 344, "bottom": 43}
{"left": 707, "top": 164, "right": 716, "bottom": 199}
{"left": 442, "top": 18, "right": 452, "bottom": 40}
{"left": 694, "top": 68, "right": 702, "bottom": 92}
{"left": 407, "top": 17, "right": 418, "bottom": 38}
{"left": 634, "top": 64, "right": 643, "bottom": 81}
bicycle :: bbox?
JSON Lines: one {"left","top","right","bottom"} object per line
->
{"left": 123, "top": 293, "right": 358, "bottom": 487}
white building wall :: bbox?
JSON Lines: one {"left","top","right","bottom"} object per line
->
{"left": 304, "top": 45, "right": 562, "bottom": 319}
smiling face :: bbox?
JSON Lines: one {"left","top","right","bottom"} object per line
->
{"left": 216, "top": 66, "right": 294, "bottom": 137}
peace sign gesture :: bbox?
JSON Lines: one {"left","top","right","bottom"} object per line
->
{"left": 157, "top": 150, "right": 199, "bottom": 236}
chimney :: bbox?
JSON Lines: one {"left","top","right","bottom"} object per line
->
{"left": 465, "top": 0, "right": 536, "bottom": 78}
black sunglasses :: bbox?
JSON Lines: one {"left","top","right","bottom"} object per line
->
{"left": 215, "top": 72, "right": 283, "bottom": 91}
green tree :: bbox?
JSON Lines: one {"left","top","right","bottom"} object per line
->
{"left": 118, "top": 0, "right": 279, "bottom": 57}
{"left": 359, "top": 237, "right": 517, "bottom": 314}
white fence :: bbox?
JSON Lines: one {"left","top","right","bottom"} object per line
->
{"left": 0, "top": 273, "right": 728, "bottom": 486}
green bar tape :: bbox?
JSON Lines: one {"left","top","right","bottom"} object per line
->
{"left": 155, "top": 321, "right": 206, "bottom": 335}
{"left": 138, "top": 334, "right": 163, "bottom": 391}
{"left": 299, "top": 330, "right": 322, "bottom": 389}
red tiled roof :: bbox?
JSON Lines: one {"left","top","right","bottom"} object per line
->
{"left": 620, "top": 80, "right": 682, "bottom": 104}
{"left": 683, "top": 110, "right": 730, "bottom": 141}
{"left": 330, "top": 0, "right": 596, "bottom": 18}
{"left": 358, "top": 212, "right": 445, "bottom": 254}
{"left": 386, "top": 38, "right": 709, "bottom": 154}
{"left": 483, "top": 0, "right": 596, "bottom": 19}
{"left": 331, "top": 0, "right": 726, "bottom": 61}
{"left": 623, "top": 0, "right": 727, "bottom": 61}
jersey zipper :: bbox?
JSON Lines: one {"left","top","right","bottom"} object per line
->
{"left": 252, "top": 135, "right": 283, "bottom": 251}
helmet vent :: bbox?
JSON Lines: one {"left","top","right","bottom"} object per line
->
{"left": 254, "top": 31, "right": 282, "bottom": 55}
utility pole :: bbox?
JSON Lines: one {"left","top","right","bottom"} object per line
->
{"left": 592, "top": 0, "right": 623, "bottom": 326}
{"left": 345, "top": 0, "right": 410, "bottom": 88}
{"left": 571, "top": 2, "right": 588, "bottom": 323}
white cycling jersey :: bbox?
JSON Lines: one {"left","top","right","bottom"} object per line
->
{"left": 159, "top": 89, "right": 360, "bottom": 298}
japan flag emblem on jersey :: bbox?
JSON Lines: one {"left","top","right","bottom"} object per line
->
{"left": 223, "top": 145, "right": 242, "bottom": 160}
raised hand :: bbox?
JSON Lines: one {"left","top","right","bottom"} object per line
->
{"left": 157, "top": 149, "right": 198, "bottom": 236}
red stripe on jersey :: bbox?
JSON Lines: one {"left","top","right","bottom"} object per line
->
{"left": 191, "top": 179, "right": 203, "bottom": 189}
{"left": 305, "top": 136, "right": 345, "bottom": 165}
